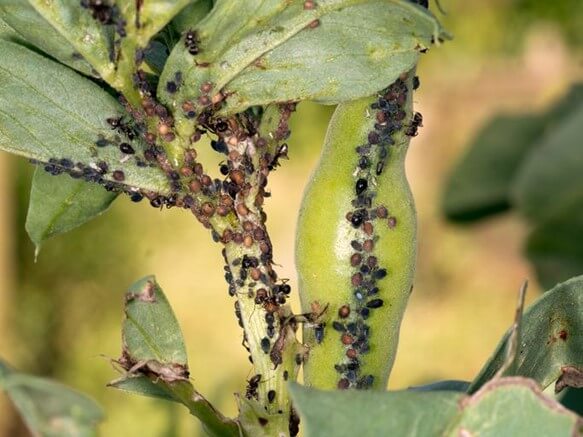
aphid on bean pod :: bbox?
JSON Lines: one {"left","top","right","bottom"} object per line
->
{"left": 296, "top": 72, "right": 418, "bottom": 390}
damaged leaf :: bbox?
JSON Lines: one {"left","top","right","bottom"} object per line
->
{"left": 159, "top": 0, "right": 447, "bottom": 115}
{"left": 111, "top": 276, "right": 239, "bottom": 437}
{"left": 26, "top": 168, "right": 117, "bottom": 255}
{"left": 120, "top": 275, "right": 188, "bottom": 375}
{"left": 0, "top": 40, "right": 170, "bottom": 194}
{"left": 469, "top": 275, "right": 583, "bottom": 393}
{"left": 0, "top": 359, "right": 103, "bottom": 437}
{"left": 555, "top": 366, "right": 583, "bottom": 394}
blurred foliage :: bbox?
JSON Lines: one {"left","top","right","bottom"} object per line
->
{"left": 443, "top": 83, "right": 583, "bottom": 288}
{"left": 0, "top": 360, "right": 103, "bottom": 437}
{"left": 504, "top": 0, "right": 583, "bottom": 48}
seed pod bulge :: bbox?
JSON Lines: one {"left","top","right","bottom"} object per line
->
{"left": 296, "top": 73, "right": 417, "bottom": 390}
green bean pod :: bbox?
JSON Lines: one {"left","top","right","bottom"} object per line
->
{"left": 296, "top": 73, "right": 418, "bottom": 390}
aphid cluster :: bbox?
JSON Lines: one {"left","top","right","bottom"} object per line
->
{"left": 80, "top": 0, "right": 117, "bottom": 25}
{"left": 328, "top": 75, "right": 420, "bottom": 390}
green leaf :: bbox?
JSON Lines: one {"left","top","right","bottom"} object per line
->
{"left": 110, "top": 276, "right": 239, "bottom": 437}
{"left": 0, "top": 1, "right": 96, "bottom": 76}
{"left": 408, "top": 380, "right": 471, "bottom": 392}
{"left": 526, "top": 197, "right": 583, "bottom": 288}
{"left": 108, "top": 375, "right": 176, "bottom": 402}
{"left": 290, "top": 379, "right": 582, "bottom": 437}
{"left": 0, "top": 40, "right": 170, "bottom": 194}
{"left": 0, "top": 359, "right": 103, "bottom": 437}
{"left": 288, "top": 383, "right": 464, "bottom": 437}
{"left": 445, "top": 378, "right": 582, "bottom": 437}
{"left": 117, "top": 0, "right": 192, "bottom": 47}
{"left": 0, "top": 15, "right": 18, "bottom": 40}
{"left": 442, "top": 114, "right": 543, "bottom": 222}
{"left": 159, "top": 0, "right": 446, "bottom": 116}
{"left": 25, "top": 168, "right": 117, "bottom": 254}
{"left": 469, "top": 276, "right": 583, "bottom": 393}
{"left": 171, "top": 0, "right": 214, "bottom": 34}
{"left": 27, "top": 0, "right": 115, "bottom": 81}
{"left": 512, "top": 99, "right": 583, "bottom": 223}
{"left": 122, "top": 275, "right": 188, "bottom": 367}
{"left": 443, "top": 82, "right": 583, "bottom": 223}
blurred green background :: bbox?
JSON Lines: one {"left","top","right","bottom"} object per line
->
{"left": 1, "top": 0, "right": 582, "bottom": 435}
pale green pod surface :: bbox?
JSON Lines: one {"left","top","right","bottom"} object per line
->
{"left": 296, "top": 74, "right": 418, "bottom": 390}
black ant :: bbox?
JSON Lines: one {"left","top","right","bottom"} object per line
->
{"left": 267, "top": 143, "right": 289, "bottom": 171}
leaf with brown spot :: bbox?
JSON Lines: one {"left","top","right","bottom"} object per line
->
{"left": 469, "top": 275, "right": 583, "bottom": 393}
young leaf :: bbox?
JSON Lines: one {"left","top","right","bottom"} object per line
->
{"left": 110, "top": 276, "right": 239, "bottom": 437}
{"left": 288, "top": 383, "right": 463, "bottom": 437}
{"left": 469, "top": 275, "right": 583, "bottom": 393}
{"left": 512, "top": 100, "right": 583, "bottom": 223}
{"left": 0, "top": 1, "right": 96, "bottom": 77}
{"left": 122, "top": 276, "right": 188, "bottom": 367}
{"left": 0, "top": 40, "right": 170, "bottom": 194}
{"left": 0, "top": 359, "right": 103, "bottom": 437}
{"left": 27, "top": 0, "right": 115, "bottom": 81}
{"left": 159, "top": 0, "right": 446, "bottom": 115}
{"left": 25, "top": 168, "right": 117, "bottom": 255}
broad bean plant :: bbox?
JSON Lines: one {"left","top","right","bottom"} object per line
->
{"left": 0, "top": 1, "right": 582, "bottom": 437}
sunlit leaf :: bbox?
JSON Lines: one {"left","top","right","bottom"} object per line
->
{"left": 0, "top": 40, "right": 170, "bottom": 194}
{"left": 28, "top": 0, "right": 115, "bottom": 81}
{"left": 290, "top": 378, "right": 582, "bottom": 437}
{"left": 110, "top": 276, "right": 239, "bottom": 437}
{"left": 445, "top": 378, "right": 582, "bottom": 436}
{"left": 470, "top": 276, "right": 583, "bottom": 392}
{"left": 25, "top": 168, "right": 117, "bottom": 255}
{"left": 0, "top": 1, "right": 96, "bottom": 76}
{"left": 289, "top": 383, "right": 463, "bottom": 437}
{"left": 159, "top": 0, "right": 446, "bottom": 116}
{"left": 122, "top": 275, "right": 188, "bottom": 367}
